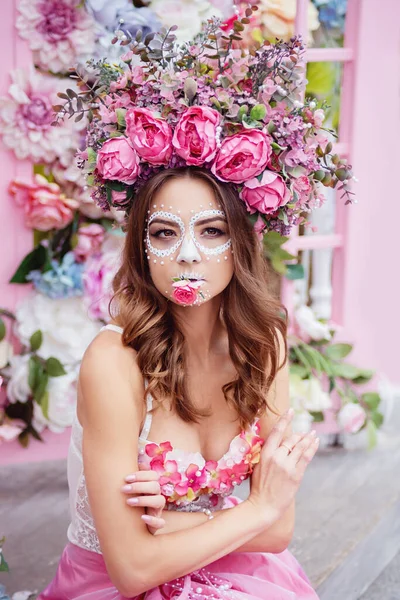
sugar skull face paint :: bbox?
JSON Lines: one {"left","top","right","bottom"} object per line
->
{"left": 145, "top": 176, "right": 234, "bottom": 307}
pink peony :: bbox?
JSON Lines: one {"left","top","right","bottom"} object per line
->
{"left": 73, "top": 224, "right": 106, "bottom": 263}
{"left": 9, "top": 174, "right": 78, "bottom": 231}
{"left": 172, "top": 106, "right": 221, "bottom": 166}
{"left": 338, "top": 403, "right": 367, "bottom": 434}
{"left": 96, "top": 137, "right": 139, "bottom": 185}
{"left": 211, "top": 130, "right": 272, "bottom": 183}
{"left": 126, "top": 107, "right": 172, "bottom": 166}
{"left": 241, "top": 171, "right": 291, "bottom": 215}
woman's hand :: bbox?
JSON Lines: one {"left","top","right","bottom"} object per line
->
{"left": 122, "top": 470, "right": 166, "bottom": 535}
{"left": 249, "top": 408, "right": 319, "bottom": 522}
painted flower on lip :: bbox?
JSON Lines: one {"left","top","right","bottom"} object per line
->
{"left": 212, "top": 130, "right": 272, "bottom": 184}
{"left": 172, "top": 278, "right": 205, "bottom": 305}
{"left": 126, "top": 107, "right": 172, "bottom": 166}
{"left": 172, "top": 106, "right": 221, "bottom": 166}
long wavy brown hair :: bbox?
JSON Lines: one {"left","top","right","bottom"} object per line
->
{"left": 110, "top": 167, "right": 287, "bottom": 428}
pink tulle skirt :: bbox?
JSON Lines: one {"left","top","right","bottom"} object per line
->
{"left": 38, "top": 542, "right": 319, "bottom": 600}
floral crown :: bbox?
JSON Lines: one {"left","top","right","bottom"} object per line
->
{"left": 60, "top": 8, "right": 354, "bottom": 237}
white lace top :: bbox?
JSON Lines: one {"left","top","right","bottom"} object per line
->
{"left": 67, "top": 324, "right": 258, "bottom": 554}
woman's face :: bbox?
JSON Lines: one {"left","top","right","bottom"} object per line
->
{"left": 145, "top": 176, "right": 234, "bottom": 307}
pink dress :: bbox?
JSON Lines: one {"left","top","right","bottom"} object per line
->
{"left": 38, "top": 324, "right": 319, "bottom": 600}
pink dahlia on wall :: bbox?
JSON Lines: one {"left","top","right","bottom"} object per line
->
{"left": 0, "top": 69, "right": 83, "bottom": 165}
{"left": 16, "top": 0, "right": 95, "bottom": 74}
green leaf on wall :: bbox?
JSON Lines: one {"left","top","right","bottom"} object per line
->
{"left": 30, "top": 330, "right": 43, "bottom": 352}
{"left": 9, "top": 245, "right": 48, "bottom": 283}
{"left": 286, "top": 264, "right": 305, "bottom": 280}
{"left": 362, "top": 392, "right": 381, "bottom": 411}
{"left": 0, "top": 318, "right": 5, "bottom": 341}
{"left": 46, "top": 357, "right": 66, "bottom": 377}
{"left": 325, "top": 343, "right": 353, "bottom": 360}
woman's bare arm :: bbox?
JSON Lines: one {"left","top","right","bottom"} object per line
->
{"left": 80, "top": 334, "right": 278, "bottom": 597}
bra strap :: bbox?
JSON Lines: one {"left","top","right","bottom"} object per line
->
{"left": 100, "top": 324, "right": 123, "bottom": 334}
{"left": 139, "top": 381, "right": 153, "bottom": 441}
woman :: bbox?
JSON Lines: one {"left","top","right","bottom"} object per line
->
{"left": 38, "top": 167, "right": 319, "bottom": 599}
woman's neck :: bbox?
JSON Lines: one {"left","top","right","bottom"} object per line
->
{"left": 172, "top": 296, "right": 226, "bottom": 369}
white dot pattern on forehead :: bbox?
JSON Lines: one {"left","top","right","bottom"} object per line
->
{"left": 146, "top": 211, "right": 185, "bottom": 258}
{"left": 189, "top": 210, "right": 232, "bottom": 256}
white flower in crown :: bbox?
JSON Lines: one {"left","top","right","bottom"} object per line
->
{"left": 150, "top": 0, "right": 223, "bottom": 43}
{"left": 14, "top": 292, "right": 101, "bottom": 366}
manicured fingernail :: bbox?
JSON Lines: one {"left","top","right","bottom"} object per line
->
{"left": 141, "top": 514, "right": 152, "bottom": 523}
{"left": 310, "top": 430, "right": 317, "bottom": 437}
{"left": 121, "top": 484, "right": 132, "bottom": 493}
{"left": 125, "top": 474, "right": 136, "bottom": 482}
{"left": 287, "top": 408, "right": 294, "bottom": 417}
{"left": 314, "top": 437, "right": 320, "bottom": 445}
{"left": 127, "top": 497, "right": 138, "bottom": 505}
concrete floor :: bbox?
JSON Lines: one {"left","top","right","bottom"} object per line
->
{"left": 1, "top": 432, "right": 400, "bottom": 599}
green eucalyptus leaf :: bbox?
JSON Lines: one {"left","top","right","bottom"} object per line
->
{"left": 250, "top": 104, "right": 267, "bottom": 121}
{"left": 285, "top": 264, "right": 305, "bottom": 280}
{"left": 366, "top": 420, "right": 377, "bottom": 449}
{"left": 310, "top": 411, "right": 324, "bottom": 422}
{"left": 40, "top": 390, "right": 50, "bottom": 421}
{"left": 28, "top": 356, "right": 43, "bottom": 393}
{"left": 46, "top": 357, "right": 66, "bottom": 377}
{"left": 352, "top": 370, "right": 375, "bottom": 385}
{"left": 30, "top": 330, "right": 43, "bottom": 352}
{"left": 0, "top": 318, "right": 6, "bottom": 341}
{"left": 362, "top": 392, "right": 381, "bottom": 411}
{"left": 332, "top": 363, "right": 361, "bottom": 380}
{"left": 370, "top": 410, "right": 384, "bottom": 428}
{"left": 324, "top": 343, "right": 353, "bottom": 360}
{"left": 34, "top": 372, "right": 49, "bottom": 404}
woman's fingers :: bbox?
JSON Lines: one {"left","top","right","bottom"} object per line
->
{"left": 126, "top": 494, "right": 166, "bottom": 508}
{"left": 262, "top": 409, "right": 294, "bottom": 455}
{"left": 125, "top": 470, "right": 159, "bottom": 483}
{"left": 141, "top": 514, "right": 166, "bottom": 531}
{"left": 296, "top": 438, "right": 319, "bottom": 475}
{"left": 288, "top": 432, "right": 317, "bottom": 464}
{"left": 121, "top": 481, "right": 161, "bottom": 495}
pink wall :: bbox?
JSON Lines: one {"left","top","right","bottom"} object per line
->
{"left": 338, "top": 0, "right": 400, "bottom": 383}
{"left": 0, "top": 0, "right": 32, "bottom": 310}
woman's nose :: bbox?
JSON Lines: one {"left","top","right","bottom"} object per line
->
{"left": 176, "top": 235, "right": 202, "bottom": 263}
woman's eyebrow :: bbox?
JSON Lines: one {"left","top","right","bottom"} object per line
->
{"left": 149, "top": 218, "right": 180, "bottom": 226}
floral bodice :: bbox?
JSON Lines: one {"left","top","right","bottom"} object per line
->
{"left": 138, "top": 420, "right": 264, "bottom": 511}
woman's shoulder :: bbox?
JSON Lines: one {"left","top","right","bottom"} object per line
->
{"left": 78, "top": 325, "right": 144, "bottom": 426}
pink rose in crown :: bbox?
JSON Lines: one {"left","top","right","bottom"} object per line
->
{"left": 211, "top": 130, "right": 272, "bottom": 183}
{"left": 126, "top": 107, "right": 172, "bottom": 166}
{"left": 96, "top": 137, "right": 139, "bottom": 184}
{"left": 172, "top": 279, "right": 205, "bottom": 305}
{"left": 241, "top": 171, "right": 291, "bottom": 215}
{"left": 172, "top": 106, "right": 221, "bottom": 166}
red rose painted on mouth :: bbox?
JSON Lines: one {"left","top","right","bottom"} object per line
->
{"left": 171, "top": 278, "right": 204, "bottom": 305}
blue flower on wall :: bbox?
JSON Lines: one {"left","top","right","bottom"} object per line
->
{"left": 313, "top": 0, "right": 347, "bottom": 32}
{"left": 27, "top": 251, "right": 84, "bottom": 299}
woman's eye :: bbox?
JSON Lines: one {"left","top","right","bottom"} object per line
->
{"left": 152, "top": 229, "right": 177, "bottom": 239}
{"left": 202, "top": 227, "right": 224, "bottom": 237}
